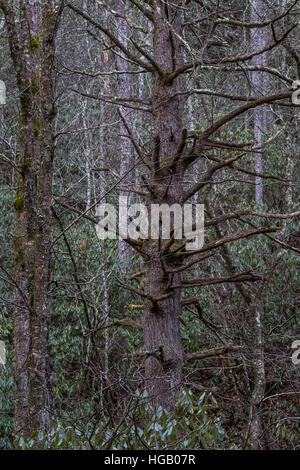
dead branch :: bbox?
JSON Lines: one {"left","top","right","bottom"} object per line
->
{"left": 175, "top": 226, "right": 281, "bottom": 258}
{"left": 185, "top": 345, "right": 244, "bottom": 362}
{"left": 181, "top": 272, "right": 263, "bottom": 288}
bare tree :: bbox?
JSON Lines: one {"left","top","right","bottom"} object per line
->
{"left": 67, "top": 0, "right": 299, "bottom": 414}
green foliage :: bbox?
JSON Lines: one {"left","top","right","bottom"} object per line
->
{"left": 14, "top": 390, "right": 225, "bottom": 450}
{"left": 0, "top": 310, "right": 14, "bottom": 450}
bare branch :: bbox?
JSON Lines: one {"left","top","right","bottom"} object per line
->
{"left": 181, "top": 272, "right": 263, "bottom": 288}
{"left": 67, "top": 3, "right": 154, "bottom": 72}
{"left": 174, "top": 226, "right": 281, "bottom": 258}
{"left": 184, "top": 152, "right": 249, "bottom": 200}
{"left": 167, "top": 23, "right": 298, "bottom": 82}
{"left": 185, "top": 345, "right": 244, "bottom": 362}
{"left": 128, "top": 0, "right": 154, "bottom": 22}
{"left": 215, "top": 0, "right": 298, "bottom": 28}
{"left": 198, "top": 91, "right": 295, "bottom": 141}
{"left": 130, "top": 37, "right": 163, "bottom": 76}
{"left": 71, "top": 88, "right": 151, "bottom": 113}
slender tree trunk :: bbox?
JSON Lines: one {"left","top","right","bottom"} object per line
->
{"left": 117, "top": 0, "right": 134, "bottom": 266}
{"left": 246, "top": 302, "right": 266, "bottom": 449}
{"left": 251, "top": 0, "right": 269, "bottom": 206}
{"left": 245, "top": 0, "right": 269, "bottom": 448}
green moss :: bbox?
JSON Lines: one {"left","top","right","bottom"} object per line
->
{"left": 34, "top": 118, "right": 41, "bottom": 136}
{"left": 23, "top": 156, "right": 31, "bottom": 169}
{"left": 30, "top": 34, "right": 40, "bottom": 52}
{"left": 160, "top": 158, "right": 173, "bottom": 169}
{"left": 42, "top": 11, "right": 57, "bottom": 28}
{"left": 17, "top": 154, "right": 31, "bottom": 170}
{"left": 31, "top": 79, "right": 40, "bottom": 94}
{"left": 14, "top": 173, "right": 24, "bottom": 212}
{"left": 14, "top": 196, "right": 24, "bottom": 212}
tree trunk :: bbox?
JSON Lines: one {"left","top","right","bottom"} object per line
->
{"left": 117, "top": 0, "right": 134, "bottom": 266}
{"left": 1, "top": 0, "right": 60, "bottom": 437}
{"left": 246, "top": 302, "right": 266, "bottom": 449}
{"left": 247, "top": 0, "right": 269, "bottom": 448}
{"left": 142, "top": 0, "right": 186, "bottom": 409}
{"left": 251, "top": 0, "right": 269, "bottom": 206}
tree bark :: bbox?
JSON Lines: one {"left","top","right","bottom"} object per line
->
{"left": 1, "top": 0, "right": 60, "bottom": 437}
{"left": 142, "top": 0, "right": 186, "bottom": 409}
{"left": 117, "top": 0, "right": 134, "bottom": 266}
{"left": 246, "top": 303, "right": 266, "bottom": 449}
{"left": 250, "top": 0, "right": 269, "bottom": 206}
{"left": 247, "top": 0, "right": 269, "bottom": 448}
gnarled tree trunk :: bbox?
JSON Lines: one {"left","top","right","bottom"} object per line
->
{"left": 142, "top": 0, "right": 185, "bottom": 409}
